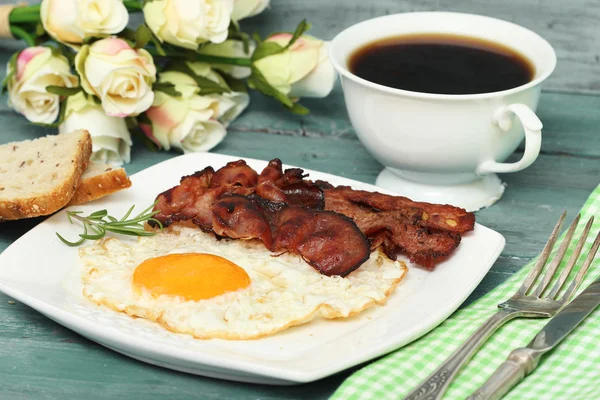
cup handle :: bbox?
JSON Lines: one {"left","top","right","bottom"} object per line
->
{"left": 476, "top": 103, "right": 542, "bottom": 175}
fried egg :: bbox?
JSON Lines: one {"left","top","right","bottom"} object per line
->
{"left": 80, "top": 226, "right": 407, "bottom": 340}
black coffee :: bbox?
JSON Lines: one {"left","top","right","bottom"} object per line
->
{"left": 348, "top": 34, "right": 535, "bottom": 95}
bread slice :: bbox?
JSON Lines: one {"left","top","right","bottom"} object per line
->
{"left": 0, "top": 130, "right": 92, "bottom": 220}
{"left": 67, "top": 162, "right": 132, "bottom": 206}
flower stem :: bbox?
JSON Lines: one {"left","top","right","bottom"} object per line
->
{"left": 123, "top": 0, "right": 144, "bottom": 12}
{"left": 147, "top": 48, "right": 252, "bottom": 67}
{"left": 193, "top": 54, "right": 252, "bottom": 67}
{"left": 10, "top": 26, "right": 35, "bottom": 47}
{"left": 9, "top": 5, "right": 41, "bottom": 24}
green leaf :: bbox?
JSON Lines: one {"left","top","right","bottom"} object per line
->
{"left": 194, "top": 75, "right": 229, "bottom": 94}
{"left": 89, "top": 209, "right": 108, "bottom": 219}
{"left": 248, "top": 66, "right": 310, "bottom": 114}
{"left": 220, "top": 72, "right": 247, "bottom": 93}
{"left": 289, "top": 102, "right": 310, "bottom": 115}
{"left": 31, "top": 98, "right": 69, "bottom": 128}
{"left": 80, "top": 230, "right": 106, "bottom": 241}
{"left": 1, "top": 51, "right": 19, "bottom": 94}
{"left": 251, "top": 41, "right": 285, "bottom": 61}
{"left": 248, "top": 66, "right": 293, "bottom": 107}
{"left": 46, "top": 86, "right": 82, "bottom": 97}
{"left": 34, "top": 34, "right": 51, "bottom": 46}
{"left": 47, "top": 44, "right": 73, "bottom": 61}
{"left": 150, "top": 32, "right": 166, "bottom": 56}
{"left": 120, "top": 27, "right": 136, "bottom": 42}
{"left": 125, "top": 116, "right": 138, "bottom": 130}
{"left": 120, "top": 204, "right": 136, "bottom": 221}
{"left": 89, "top": 94, "right": 101, "bottom": 105}
{"left": 131, "top": 123, "right": 159, "bottom": 152}
{"left": 31, "top": 122, "right": 60, "bottom": 128}
{"left": 251, "top": 20, "right": 311, "bottom": 62}
{"left": 57, "top": 97, "right": 68, "bottom": 123}
{"left": 135, "top": 24, "right": 153, "bottom": 49}
{"left": 241, "top": 34, "right": 250, "bottom": 54}
{"left": 35, "top": 23, "right": 45, "bottom": 36}
{"left": 284, "top": 19, "right": 311, "bottom": 51}
{"left": 167, "top": 62, "right": 230, "bottom": 94}
{"left": 153, "top": 82, "right": 182, "bottom": 97}
{"left": 56, "top": 232, "right": 86, "bottom": 247}
{"left": 228, "top": 21, "right": 251, "bottom": 54}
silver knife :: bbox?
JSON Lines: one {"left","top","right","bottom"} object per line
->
{"left": 467, "top": 276, "right": 600, "bottom": 400}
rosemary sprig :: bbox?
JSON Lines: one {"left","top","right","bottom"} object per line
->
{"left": 56, "top": 202, "right": 163, "bottom": 246}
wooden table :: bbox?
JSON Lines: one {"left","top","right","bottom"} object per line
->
{"left": 1, "top": 2, "right": 599, "bottom": 399}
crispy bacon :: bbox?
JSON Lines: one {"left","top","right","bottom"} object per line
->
{"left": 256, "top": 159, "right": 324, "bottom": 208}
{"left": 150, "top": 158, "right": 476, "bottom": 273}
{"left": 258, "top": 159, "right": 284, "bottom": 183}
{"left": 211, "top": 160, "right": 258, "bottom": 187}
{"left": 211, "top": 195, "right": 370, "bottom": 276}
{"left": 324, "top": 186, "right": 474, "bottom": 234}
{"left": 323, "top": 189, "right": 461, "bottom": 268}
{"left": 152, "top": 165, "right": 253, "bottom": 230}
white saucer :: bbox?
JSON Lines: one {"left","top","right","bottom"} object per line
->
{"left": 375, "top": 168, "right": 506, "bottom": 211}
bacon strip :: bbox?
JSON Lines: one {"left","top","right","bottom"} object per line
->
{"left": 323, "top": 186, "right": 474, "bottom": 234}
{"left": 150, "top": 158, "right": 475, "bottom": 272}
{"left": 151, "top": 160, "right": 369, "bottom": 276}
{"left": 212, "top": 195, "right": 370, "bottom": 276}
{"left": 323, "top": 189, "right": 461, "bottom": 268}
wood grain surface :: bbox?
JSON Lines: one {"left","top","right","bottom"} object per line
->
{"left": 0, "top": 1, "right": 599, "bottom": 399}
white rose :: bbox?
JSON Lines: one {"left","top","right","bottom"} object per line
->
{"left": 144, "top": 0, "right": 233, "bottom": 50}
{"left": 59, "top": 92, "right": 132, "bottom": 165}
{"left": 6, "top": 47, "right": 78, "bottom": 124}
{"left": 141, "top": 71, "right": 226, "bottom": 153}
{"left": 213, "top": 92, "right": 249, "bottom": 127}
{"left": 231, "top": 0, "right": 269, "bottom": 21}
{"left": 41, "top": 0, "right": 129, "bottom": 46}
{"left": 197, "top": 39, "right": 254, "bottom": 79}
{"left": 254, "top": 34, "right": 336, "bottom": 98}
{"left": 186, "top": 61, "right": 249, "bottom": 126}
{"left": 75, "top": 37, "right": 156, "bottom": 117}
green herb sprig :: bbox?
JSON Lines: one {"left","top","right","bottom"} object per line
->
{"left": 56, "top": 202, "right": 163, "bottom": 246}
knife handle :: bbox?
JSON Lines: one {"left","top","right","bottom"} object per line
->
{"left": 403, "top": 309, "right": 517, "bottom": 400}
{"left": 467, "top": 347, "right": 542, "bottom": 400}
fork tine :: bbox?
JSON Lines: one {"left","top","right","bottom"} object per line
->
{"left": 516, "top": 211, "right": 567, "bottom": 296}
{"left": 532, "top": 214, "right": 581, "bottom": 297}
{"left": 559, "top": 226, "right": 600, "bottom": 303}
{"left": 548, "top": 216, "right": 594, "bottom": 299}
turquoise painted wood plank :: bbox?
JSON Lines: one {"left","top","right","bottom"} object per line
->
{"left": 0, "top": 332, "right": 343, "bottom": 400}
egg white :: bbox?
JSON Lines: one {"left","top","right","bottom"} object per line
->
{"left": 80, "top": 226, "right": 407, "bottom": 340}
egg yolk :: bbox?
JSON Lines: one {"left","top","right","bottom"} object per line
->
{"left": 132, "top": 253, "right": 250, "bottom": 301}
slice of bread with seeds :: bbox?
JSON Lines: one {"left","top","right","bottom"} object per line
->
{"left": 0, "top": 130, "right": 92, "bottom": 220}
{"left": 67, "top": 162, "right": 132, "bottom": 206}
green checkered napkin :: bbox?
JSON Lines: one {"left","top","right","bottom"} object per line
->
{"left": 333, "top": 185, "right": 600, "bottom": 400}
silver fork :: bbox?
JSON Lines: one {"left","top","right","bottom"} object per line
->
{"left": 404, "top": 211, "right": 595, "bottom": 400}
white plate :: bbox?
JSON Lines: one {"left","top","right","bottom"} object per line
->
{"left": 0, "top": 153, "right": 505, "bottom": 385}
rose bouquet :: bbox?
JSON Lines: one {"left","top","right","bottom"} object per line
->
{"left": 1, "top": 0, "right": 336, "bottom": 165}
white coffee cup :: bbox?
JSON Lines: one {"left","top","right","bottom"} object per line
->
{"left": 329, "top": 12, "right": 556, "bottom": 211}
